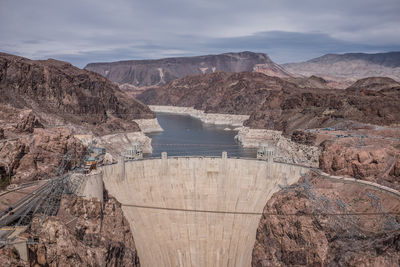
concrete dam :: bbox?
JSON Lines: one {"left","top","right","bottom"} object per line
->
{"left": 101, "top": 155, "right": 309, "bottom": 267}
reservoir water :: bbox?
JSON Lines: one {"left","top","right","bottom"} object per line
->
{"left": 146, "top": 113, "right": 257, "bottom": 158}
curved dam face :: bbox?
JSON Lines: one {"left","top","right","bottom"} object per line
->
{"left": 102, "top": 157, "right": 308, "bottom": 267}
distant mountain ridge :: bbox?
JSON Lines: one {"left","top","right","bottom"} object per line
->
{"left": 306, "top": 52, "right": 400, "bottom": 67}
{"left": 85, "top": 51, "right": 292, "bottom": 88}
{"left": 283, "top": 51, "right": 400, "bottom": 83}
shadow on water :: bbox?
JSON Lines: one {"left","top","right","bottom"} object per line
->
{"left": 145, "top": 113, "right": 257, "bottom": 157}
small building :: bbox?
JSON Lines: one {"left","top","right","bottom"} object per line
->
{"left": 84, "top": 156, "right": 97, "bottom": 173}
{"left": 124, "top": 142, "right": 143, "bottom": 160}
{"left": 89, "top": 147, "right": 106, "bottom": 158}
{"left": 257, "top": 145, "right": 275, "bottom": 162}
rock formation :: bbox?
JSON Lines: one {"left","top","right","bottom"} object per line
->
{"left": 15, "top": 110, "right": 43, "bottom": 133}
{"left": 283, "top": 52, "right": 400, "bottom": 85}
{"left": 245, "top": 79, "right": 400, "bottom": 133}
{"left": 319, "top": 138, "right": 400, "bottom": 191}
{"left": 0, "top": 54, "right": 148, "bottom": 267}
{"left": 0, "top": 52, "right": 158, "bottom": 185}
{"left": 346, "top": 76, "right": 400, "bottom": 92}
{"left": 0, "top": 126, "right": 86, "bottom": 184}
{"left": 290, "top": 129, "right": 317, "bottom": 146}
{"left": 0, "top": 193, "right": 140, "bottom": 266}
{"left": 85, "top": 51, "right": 292, "bottom": 88}
{"left": 0, "top": 52, "right": 154, "bottom": 135}
{"left": 138, "top": 72, "right": 298, "bottom": 116}
{"left": 252, "top": 175, "right": 400, "bottom": 266}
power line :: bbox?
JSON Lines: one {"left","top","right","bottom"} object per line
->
{"left": 120, "top": 203, "right": 400, "bottom": 217}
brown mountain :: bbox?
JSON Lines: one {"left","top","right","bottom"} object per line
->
{"left": 85, "top": 51, "right": 292, "bottom": 88}
{"left": 245, "top": 77, "right": 400, "bottom": 134}
{"left": 137, "top": 72, "right": 298, "bottom": 115}
{"left": 0, "top": 52, "right": 154, "bottom": 184}
{"left": 283, "top": 75, "right": 338, "bottom": 89}
{"left": 138, "top": 71, "right": 400, "bottom": 134}
{"left": 283, "top": 52, "right": 400, "bottom": 85}
{"left": 0, "top": 52, "right": 154, "bottom": 135}
{"left": 346, "top": 76, "right": 400, "bottom": 91}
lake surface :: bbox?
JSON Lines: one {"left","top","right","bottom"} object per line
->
{"left": 146, "top": 113, "right": 257, "bottom": 158}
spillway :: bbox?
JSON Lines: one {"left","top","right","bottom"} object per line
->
{"left": 102, "top": 156, "right": 308, "bottom": 267}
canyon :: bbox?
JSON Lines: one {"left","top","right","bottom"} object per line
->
{"left": 0, "top": 51, "right": 400, "bottom": 267}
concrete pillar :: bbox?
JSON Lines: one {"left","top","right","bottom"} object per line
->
{"left": 161, "top": 152, "right": 168, "bottom": 173}
{"left": 14, "top": 239, "right": 28, "bottom": 262}
{"left": 266, "top": 150, "right": 274, "bottom": 163}
{"left": 222, "top": 151, "right": 227, "bottom": 159}
{"left": 221, "top": 151, "right": 227, "bottom": 173}
{"left": 118, "top": 156, "right": 125, "bottom": 181}
{"left": 81, "top": 170, "right": 104, "bottom": 203}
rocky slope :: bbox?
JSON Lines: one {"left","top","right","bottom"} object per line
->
{"left": 252, "top": 175, "right": 400, "bottom": 266}
{"left": 316, "top": 120, "right": 400, "bottom": 191}
{"left": 284, "top": 75, "right": 340, "bottom": 89}
{"left": 319, "top": 137, "right": 400, "bottom": 191}
{"left": 0, "top": 193, "right": 140, "bottom": 266}
{"left": 0, "top": 52, "right": 154, "bottom": 136}
{"left": 0, "top": 52, "right": 156, "bottom": 185}
{"left": 85, "top": 51, "right": 292, "bottom": 88}
{"left": 0, "top": 128, "right": 85, "bottom": 184}
{"left": 346, "top": 76, "right": 400, "bottom": 91}
{"left": 283, "top": 52, "right": 400, "bottom": 85}
{"left": 138, "top": 72, "right": 298, "bottom": 115}
{"left": 139, "top": 72, "right": 400, "bottom": 134}
{"left": 0, "top": 52, "right": 146, "bottom": 263}
{"left": 245, "top": 76, "right": 400, "bottom": 189}
{"left": 0, "top": 108, "right": 86, "bottom": 185}
{"left": 244, "top": 77, "right": 400, "bottom": 133}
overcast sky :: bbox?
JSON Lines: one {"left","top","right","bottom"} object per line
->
{"left": 1, "top": 0, "right": 400, "bottom": 67}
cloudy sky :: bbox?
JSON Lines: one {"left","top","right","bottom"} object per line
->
{"left": 1, "top": 0, "right": 400, "bottom": 67}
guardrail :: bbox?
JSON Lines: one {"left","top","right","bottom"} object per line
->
{"left": 310, "top": 168, "right": 400, "bottom": 198}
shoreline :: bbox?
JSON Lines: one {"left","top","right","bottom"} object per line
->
{"left": 235, "top": 126, "right": 321, "bottom": 167}
{"left": 148, "top": 105, "right": 320, "bottom": 166}
{"left": 75, "top": 131, "right": 153, "bottom": 156}
{"left": 149, "top": 105, "right": 249, "bottom": 127}
{"left": 133, "top": 118, "right": 163, "bottom": 133}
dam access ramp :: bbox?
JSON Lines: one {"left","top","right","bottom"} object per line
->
{"left": 101, "top": 154, "right": 309, "bottom": 267}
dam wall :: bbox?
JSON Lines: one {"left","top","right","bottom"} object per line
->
{"left": 102, "top": 157, "right": 308, "bottom": 267}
